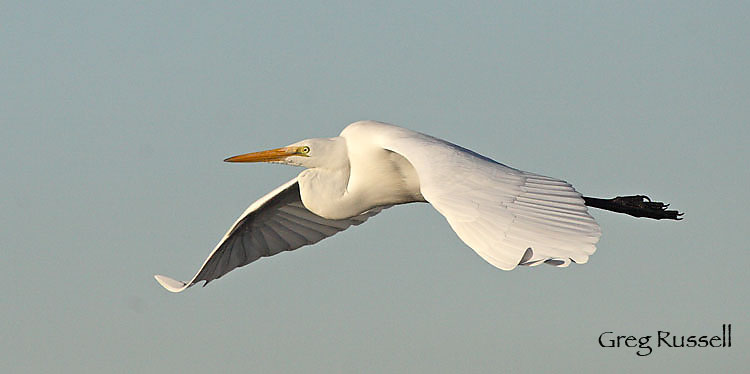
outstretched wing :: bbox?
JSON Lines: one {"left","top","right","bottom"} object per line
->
{"left": 353, "top": 121, "right": 602, "bottom": 270}
{"left": 154, "top": 178, "right": 384, "bottom": 292}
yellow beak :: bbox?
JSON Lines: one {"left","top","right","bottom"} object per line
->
{"left": 224, "top": 147, "right": 298, "bottom": 163}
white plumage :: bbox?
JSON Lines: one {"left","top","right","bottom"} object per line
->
{"left": 155, "top": 121, "right": 601, "bottom": 292}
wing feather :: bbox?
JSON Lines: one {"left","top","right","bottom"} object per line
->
{"left": 154, "top": 178, "right": 385, "bottom": 292}
{"left": 352, "top": 121, "right": 601, "bottom": 270}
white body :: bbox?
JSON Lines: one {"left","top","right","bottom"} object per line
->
{"left": 155, "top": 121, "right": 601, "bottom": 292}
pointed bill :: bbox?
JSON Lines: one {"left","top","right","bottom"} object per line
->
{"left": 224, "top": 147, "right": 298, "bottom": 163}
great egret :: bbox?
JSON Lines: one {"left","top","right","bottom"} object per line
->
{"left": 154, "top": 121, "right": 681, "bottom": 292}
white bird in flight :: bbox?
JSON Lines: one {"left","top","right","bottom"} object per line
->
{"left": 155, "top": 121, "right": 681, "bottom": 292}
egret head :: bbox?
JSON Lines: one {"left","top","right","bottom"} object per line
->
{"left": 224, "top": 137, "right": 348, "bottom": 169}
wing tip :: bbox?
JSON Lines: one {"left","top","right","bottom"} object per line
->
{"left": 154, "top": 274, "right": 189, "bottom": 293}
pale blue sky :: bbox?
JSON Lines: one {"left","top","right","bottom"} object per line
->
{"left": 1, "top": 1, "right": 748, "bottom": 373}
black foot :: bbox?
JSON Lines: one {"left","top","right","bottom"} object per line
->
{"left": 583, "top": 195, "right": 684, "bottom": 220}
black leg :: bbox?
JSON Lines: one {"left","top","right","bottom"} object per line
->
{"left": 582, "top": 195, "right": 684, "bottom": 220}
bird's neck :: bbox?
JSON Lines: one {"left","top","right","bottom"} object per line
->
{"left": 298, "top": 167, "right": 363, "bottom": 220}
{"left": 297, "top": 148, "right": 426, "bottom": 220}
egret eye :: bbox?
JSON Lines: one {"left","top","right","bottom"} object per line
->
{"left": 300, "top": 146, "right": 310, "bottom": 154}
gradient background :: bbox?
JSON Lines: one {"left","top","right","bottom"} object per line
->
{"left": 2, "top": 1, "right": 747, "bottom": 373}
